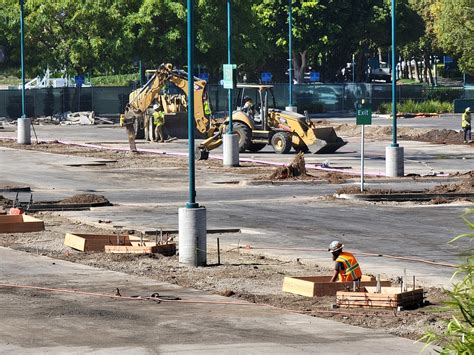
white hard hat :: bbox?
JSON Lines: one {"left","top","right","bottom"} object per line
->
{"left": 466, "top": 107, "right": 471, "bottom": 112}
{"left": 328, "top": 241, "right": 344, "bottom": 252}
{"left": 153, "top": 104, "right": 159, "bottom": 110}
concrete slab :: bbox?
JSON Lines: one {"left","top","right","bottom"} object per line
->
{"left": 0, "top": 247, "right": 433, "bottom": 354}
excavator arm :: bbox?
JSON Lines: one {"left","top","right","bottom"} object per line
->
{"left": 121, "top": 63, "right": 211, "bottom": 152}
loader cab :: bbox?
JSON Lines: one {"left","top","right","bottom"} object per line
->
{"left": 235, "top": 84, "right": 276, "bottom": 130}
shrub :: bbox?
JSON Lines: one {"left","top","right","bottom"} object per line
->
{"left": 91, "top": 73, "right": 138, "bottom": 87}
{"left": 376, "top": 100, "right": 453, "bottom": 114}
{"left": 420, "top": 210, "right": 474, "bottom": 353}
{"left": 424, "top": 87, "right": 464, "bottom": 102}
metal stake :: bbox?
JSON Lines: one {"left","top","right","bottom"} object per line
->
{"left": 217, "top": 237, "right": 221, "bottom": 265}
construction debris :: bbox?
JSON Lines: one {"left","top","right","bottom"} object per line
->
{"left": 0, "top": 214, "right": 45, "bottom": 233}
{"left": 282, "top": 275, "right": 391, "bottom": 297}
{"left": 270, "top": 152, "right": 307, "bottom": 180}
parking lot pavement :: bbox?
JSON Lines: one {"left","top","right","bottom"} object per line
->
{"left": 0, "top": 247, "right": 433, "bottom": 354}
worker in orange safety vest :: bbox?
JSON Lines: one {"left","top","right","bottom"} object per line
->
{"left": 328, "top": 241, "right": 362, "bottom": 282}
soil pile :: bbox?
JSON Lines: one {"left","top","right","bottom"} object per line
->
{"left": 270, "top": 152, "right": 308, "bottom": 180}
{"left": 400, "top": 129, "right": 464, "bottom": 145}
{"left": 59, "top": 194, "right": 110, "bottom": 205}
{"left": 427, "top": 171, "right": 474, "bottom": 193}
{"left": 0, "top": 195, "right": 12, "bottom": 207}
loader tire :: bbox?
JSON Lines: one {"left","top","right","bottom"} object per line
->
{"left": 233, "top": 122, "right": 252, "bottom": 152}
{"left": 271, "top": 132, "right": 292, "bottom": 154}
{"left": 248, "top": 143, "right": 266, "bottom": 152}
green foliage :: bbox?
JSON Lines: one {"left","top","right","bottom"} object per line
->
{"left": 378, "top": 99, "right": 453, "bottom": 114}
{"left": 420, "top": 211, "right": 474, "bottom": 353}
{"left": 432, "top": 0, "right": 474, "bottom": 75}
{"left": 424, "top": 88, "right": 464, "bottom": 103}
{"left": 91, "top": 73, "right": 138, "bottom": 87}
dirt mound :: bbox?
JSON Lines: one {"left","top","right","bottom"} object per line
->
{"left": 270, "top": 153, "right": 308, "bottom": 180}
{"left": 59, "top": 194, "right": 110, "bottom": 205}
{"left": 400, "top": 129, "right": 464, "bottom": 145}
{"left": 427, "top": 171, "right": 474, "bottom": 193}
{"left": 323, "top": 172, "right": 347, "bottom": 184}
{"left": 0, "top": 195, "right": 12, "bottom": 207}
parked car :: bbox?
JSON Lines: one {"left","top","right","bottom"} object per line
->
{"left": 369, "top": 62, "right": 391, "bottom": 83}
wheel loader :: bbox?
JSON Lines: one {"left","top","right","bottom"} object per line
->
{"left": 197, "top": 84, "right": 347, "bottom": 159}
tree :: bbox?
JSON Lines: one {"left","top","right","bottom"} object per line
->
{"left": 432, "top": 0, "right": 474, "bottom": 75}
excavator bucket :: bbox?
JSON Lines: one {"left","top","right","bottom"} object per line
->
{"left": 310, "top": 127, "right": 347, "bottom": 154}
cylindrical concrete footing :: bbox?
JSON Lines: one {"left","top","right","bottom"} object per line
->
{"left": 385, "top": 146, "right": 404, "bottom": 177}
{"left": 223, "top": 133, "right": 239, "bottom": 167}
{"left": 17, "top": 117, "right": 31, "bottom": 145}
{"left": 285, "top": 106, "right": 298, "bottom": 113}
{"left": 178, "top": 207, "right": 207, "bottom": 266}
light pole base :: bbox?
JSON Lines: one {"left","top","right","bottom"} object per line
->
{"left": 17, "top": 117, "right": 31, "bottom": 145}
{"left": 178, "top": 206, "right": 207, "bottom": 266}
{"left": 385, "top": 146, "right": 404, "bottom": 177}
{"left": 285, "top": 106, "right": 298, "bottom": 113}
{"left": 223, "top": 133, "right": 239, "bottom": 167}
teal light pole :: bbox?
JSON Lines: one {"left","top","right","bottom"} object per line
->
{"left": 186, "top": 0, "right": 197, "bottom": 208}
{"left": 20, "top": 0, "right": 26, "bottom": 118}
{"left": 391, "top": 0, "right": 397, "bottom": 147}
{"left": 227, "top": 0, "right": 233, "bottom": 133}
{"left": 288, "top": 0, "right": 293, "bottom": 107}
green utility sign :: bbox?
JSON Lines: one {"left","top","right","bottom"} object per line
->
{"left": 356, "top": 104, "right": 372, "bottom": 125}
{"left": 223, "top": 64, "right": 237, "bottom": 89}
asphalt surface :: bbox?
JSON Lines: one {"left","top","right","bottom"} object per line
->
{"left": 0, "top": 247, "right": 432, "bottom": 354}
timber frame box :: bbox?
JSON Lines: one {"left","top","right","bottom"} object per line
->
{"left": 337, "top": 287, "right": 424, "bottom": 309}
{"left": 282, "top": 275, "right": 391, "bottom": 297}
{"left": 0, "top": 214, "right": 45, "bottom": 233}
{"left": 64, "top": 233, "right": 176, "bottom": 256}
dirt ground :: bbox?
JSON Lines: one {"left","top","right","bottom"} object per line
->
{"left": 0, "top": 212, "right": 452, "bottom": 342}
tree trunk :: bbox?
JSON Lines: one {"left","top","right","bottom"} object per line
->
{"left": 425, "top": 53, "right": 434, "bottom": 86}
{"left": 408, "top": 58, "right": 414, "bottom": 80}
{"left": 292, "top": 51, "right": 307, "bottom": 84}
{"left": 403, "top": 57, "right": 409, "bottom": 79}
{"left": 414, "top": 58, "right": 422, "bottom": 82}
{"left": 378, "top": 48, "right": 383, "bottom": 63}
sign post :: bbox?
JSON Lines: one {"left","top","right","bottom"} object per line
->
{"left": 356, "top": 101, "right": 372, "bottom": 192}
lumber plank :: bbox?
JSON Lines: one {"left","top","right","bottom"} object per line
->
{"left": 0, "top": 215, "right": 45, "bottom": 233}
{"left": 64, "top": 233, "right": 130, "bottom": 252}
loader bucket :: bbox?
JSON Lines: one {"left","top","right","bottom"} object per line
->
{"left": 310, "top": 127, "right": 347, "bottom": 154}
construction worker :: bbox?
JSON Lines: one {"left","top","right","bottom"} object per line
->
{"left": 203, "top": 93, "right": 212, "bottom": 118}
{"left": 152, "top": 103, "right": 165, "bottom": 143}
{"left": 462, "top": 107, "right": 471, "bottom": 143}
{"left": 328, "top": 241, "right": 362, "bottom": 283}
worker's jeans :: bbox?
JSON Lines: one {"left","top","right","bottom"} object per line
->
{"left": 463, "top": 127, "right": 472, "bottom": 142}
{"left": 155, "top": 125, "right": 164, "bottom": 142}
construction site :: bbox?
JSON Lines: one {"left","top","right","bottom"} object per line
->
{"left": 0, "top": 101, "right": 472, "bottom": 352}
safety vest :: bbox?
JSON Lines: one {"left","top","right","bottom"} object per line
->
{"left": 462, "top": 112, "right": 471, "bottom": 128}
{"left": 153, "top": 111, "right": 165, "bottom": 126}
{"left": 336, "top": 252, "right": 362, "bottom": 282}
{"left": 204, "top": 100, "right": 212, "bottom": 116}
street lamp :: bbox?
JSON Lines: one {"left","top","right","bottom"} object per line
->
{"left": 17, "top": 0, "right": 31, "bottom": 145}
{"left": 286, "top": 0, "right": 297, "bottom": 112}
{"left": 178, "top": 0, "right": 207, "bottom": 266}
{"left": 222, "top": 0, "right": 239, "bottom": 167}
{"left": 385, "top": 0, "right": 404, "bottom": 177}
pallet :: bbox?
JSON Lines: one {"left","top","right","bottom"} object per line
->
{"left": 282, "top": 275, "right": 391, "bottom": 297}
{"left": 336, "top": 287, "right": 424, "bottom": 309}
{"left": 0, "top": 214, "right": 45, "bottom": 233}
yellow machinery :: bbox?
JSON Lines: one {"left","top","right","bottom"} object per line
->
{"left": 121, "top": 65, "right": 346, "bottom": 158}
{"left": 197, "top": 84, "right": 347, "bottom": 159}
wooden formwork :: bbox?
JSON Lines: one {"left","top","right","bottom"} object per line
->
{"left": 282, "top": 275, "right": 391, "bottom": 297}
{"left": 0, "top": 214, "right": 45, "bottom": 233}
{"left": 336, "top": 287, "right": 424, "bottom": 309}
{"left": 64, "top": 233, "right": 176, "bottom": 255}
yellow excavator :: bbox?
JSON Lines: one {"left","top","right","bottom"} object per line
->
{"left": 121, "top": 63, "right": 346, "bottom": 158}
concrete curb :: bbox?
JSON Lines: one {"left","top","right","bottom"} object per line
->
{"left": 336, "top": 192, "right": 474, "bottom": 202}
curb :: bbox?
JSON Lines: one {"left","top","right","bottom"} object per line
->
{"left": 336, "top": 193, "right": 474, "bottom": 202}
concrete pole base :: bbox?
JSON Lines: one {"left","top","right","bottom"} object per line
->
{"left": 178, "top": 206, "right": 207, "bottom": 266}
{"left": 385, "top": 146, "right": 404, "bottom": 177}
{"left": 17, "top": 117, "right": 31, "bottom": 145}
{"left": 285, "top": 106, "right": 298, "bottom": 113}
{"left": 223, "top": 133, "right": 239, "bottom": 167}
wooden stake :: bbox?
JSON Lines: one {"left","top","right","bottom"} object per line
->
{"left": 217, "top": 238, "right": 221, "bottom": 265}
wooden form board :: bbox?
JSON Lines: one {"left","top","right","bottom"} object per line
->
{"left": 336, "top": 287, "right": 424, "bottom": 309}
{"left": 0, "top": 214, "right": 45, "bottom": 233}
{"left": 282, "top": 275, "right": 391, "bottom": 297}
{"left": 64, "top": 233, "right": 130, "bottom": 252}
{"left": 64, "top": 233, "right": 176, "bottom": 255}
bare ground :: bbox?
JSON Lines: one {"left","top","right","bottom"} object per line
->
{"left": 0, "top": 212, "right": 452, "bottom": 342}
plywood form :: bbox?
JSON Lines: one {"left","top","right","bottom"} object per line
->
{"left": 64, "top": 233, "right": 176, "bottom": 255}
{"left": 64, "top": 233, "right": 130, "bottom": 252}
{"left": 337, "top": 287, "right": 424, "bottom": 309}
{"left": 282, "top": 275, "right": 391, "bottom": 297}
{"left": 0, "top": 214, "right": 45, "bottom": 233}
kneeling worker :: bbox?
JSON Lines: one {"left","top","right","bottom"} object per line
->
{"left": 328, "top": 241, "right": 362, "bottom": 282}
{"left": 152, "top": 103, "right": 165, "bottom": 143}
